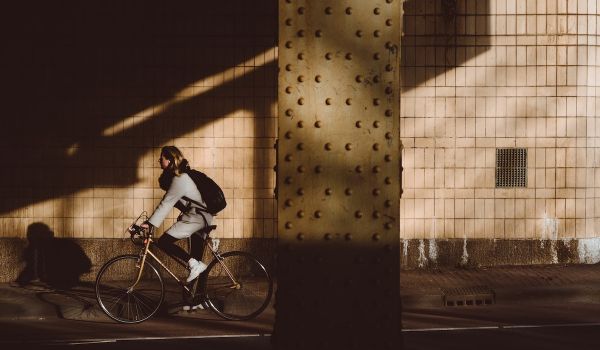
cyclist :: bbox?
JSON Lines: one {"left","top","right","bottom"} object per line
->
{"left": 140, "top": 146, "right": 211, "bottom": 283}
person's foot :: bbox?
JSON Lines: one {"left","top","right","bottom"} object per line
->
{"left": 187, "top": 258, "right": 207, "bottom": 283}
{"left": 182, "top": 302, "right": 206, "bottom": 311}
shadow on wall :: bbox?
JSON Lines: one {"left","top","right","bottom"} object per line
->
{"left": 401, "top": 0, "right": 490, "bottom": 89}
{"left": 0, "top": 1, "right": 277, "bottom": 215}
{"left": 16, "top": 223, "right": 92, "bottom": 289}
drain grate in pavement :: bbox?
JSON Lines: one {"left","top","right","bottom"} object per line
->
{"left": 441, "top": 286, "right": 495, "bottom": 307}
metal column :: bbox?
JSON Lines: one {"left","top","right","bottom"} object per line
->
{"left": 275, "top": 0, "right": 402, "bottom": 348}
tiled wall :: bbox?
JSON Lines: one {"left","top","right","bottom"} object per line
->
{"left": 0, "top": 2, "right": 278, "bottom": 240}
{"left": 400, "top": 0, "right": 600, "bottom": 240}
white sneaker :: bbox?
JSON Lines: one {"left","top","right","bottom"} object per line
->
{"left": 182, "top": 302, "right": 206, "bottom": 311}
{"left": 186, "top": 259, "right": 207, "bottom": 283}
{"left": 211, "top": 238, "right": 220, "bottom": 252}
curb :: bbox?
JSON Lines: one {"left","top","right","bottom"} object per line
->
{"left": 401, "top": 284, "right": 600, "bottom": 309}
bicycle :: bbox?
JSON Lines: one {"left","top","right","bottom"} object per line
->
{"left": 95, "top": 212, "right": 273, "bottom": 324}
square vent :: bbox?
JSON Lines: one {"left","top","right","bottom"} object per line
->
{"left": 495, "top": 148, "right": 527, "bottom": 188}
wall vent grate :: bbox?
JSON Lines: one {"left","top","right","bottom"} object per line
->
{"left": 495, "top": 148, "right": 527, "bottom": 188}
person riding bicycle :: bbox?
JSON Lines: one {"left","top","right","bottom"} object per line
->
{"left": 140, "top": 146, "right": 211, "bottom": 283}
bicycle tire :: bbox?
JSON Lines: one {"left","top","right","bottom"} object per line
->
{"left": 95, "top": 254, "right": 164, "bottom": 324}
{"left": 201, "top": 251, "right": 273, "bottom": 321}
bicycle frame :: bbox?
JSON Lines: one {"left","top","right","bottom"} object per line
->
{"left": 129, "top": 232, "right": 240, "bottom": 296}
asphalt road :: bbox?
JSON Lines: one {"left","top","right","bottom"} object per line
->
{"left": 3, "top": 302, "right": 600, "bottom": 349}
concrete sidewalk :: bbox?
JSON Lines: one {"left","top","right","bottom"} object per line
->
{"left": 1, "top": 264, "right": 599, "bottom": 320}
{"left": 401, "top": 263, "right": 600, "bottom": 308}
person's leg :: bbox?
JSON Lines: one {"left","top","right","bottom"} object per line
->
{"left": 160, "top": 220, "right": 208, "bottom": 282}
{"left": 190, "top": 233, "right": 206, "bottom": 261}
{"left": 156, "top": 233, "right": 190, "bottom": 264}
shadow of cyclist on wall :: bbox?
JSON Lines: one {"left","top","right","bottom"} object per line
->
{"left": 16, "top": 222, "right": 92, "bottom": 290}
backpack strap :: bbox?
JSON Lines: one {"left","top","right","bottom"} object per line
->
{"left": 182, "top": 196, "right": 210, "bottom": 228}
{"left": 182, "top": 196, "right": 209, "bottom": 214}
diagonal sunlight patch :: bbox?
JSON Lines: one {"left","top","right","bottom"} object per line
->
{"left": 102, "top": 47, "right": 277, "bottom": 137}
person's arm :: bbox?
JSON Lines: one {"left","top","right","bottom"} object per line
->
{"left": 147, "top": 175, "right": 188, "bottom": 228}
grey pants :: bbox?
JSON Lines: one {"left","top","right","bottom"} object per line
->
{"left": 165, "top": 212, "right": 213, "bottom": 239}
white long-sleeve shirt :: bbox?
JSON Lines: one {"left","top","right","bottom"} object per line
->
{"left": 147, "top": 173, "right": 208, "bottom": 228}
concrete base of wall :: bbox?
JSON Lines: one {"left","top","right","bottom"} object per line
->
{"left": 400, "top": 238, "right": 600, "bottom": 269}
{"left": 1, "top": 237, "right": 600, "bottom": 282}
{"left": 0, "top": 238, "right": 277, "bottom": 284}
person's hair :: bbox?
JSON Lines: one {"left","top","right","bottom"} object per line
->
{"left": 160, "top": 146, "right": 189, "bottom": 176}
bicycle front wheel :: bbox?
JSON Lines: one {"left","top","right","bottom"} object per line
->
{"left": 202, "top": 251, "right": 273, "bottom": 321}
{"left": 95, "top": 255, "right": 164, "bottom": 324}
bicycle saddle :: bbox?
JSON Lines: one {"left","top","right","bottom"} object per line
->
{"left": 197, "top": 225, "right": 217, "bottom": 235}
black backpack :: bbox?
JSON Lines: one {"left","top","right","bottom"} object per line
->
{"left": 183, "top": 169, "right": 227, "bottom": 215}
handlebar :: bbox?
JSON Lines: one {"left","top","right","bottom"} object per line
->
{"left": 128, "top": 223, "right": 152, "bottom": 245}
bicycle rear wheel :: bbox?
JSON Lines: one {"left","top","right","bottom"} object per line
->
{"left": 201, "top": 251, "right": 273, "bottom": 321}
{"left": 95, "top": 254, "right": 164, "bottom": 324}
